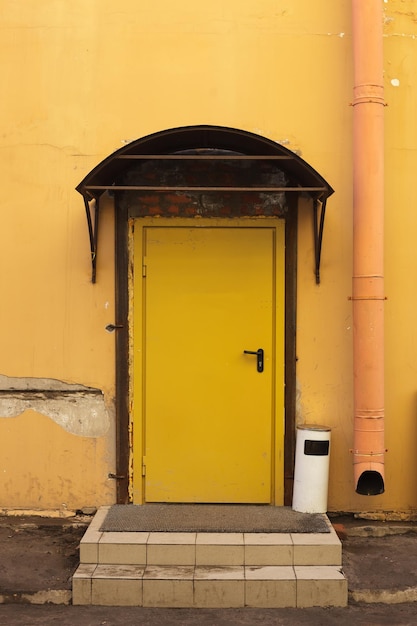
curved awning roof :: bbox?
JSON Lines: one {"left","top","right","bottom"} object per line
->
{"left": 76, "top": 125, "right": 334, "bottom": 201}
{"left": 76, "top": 125, "right": 334, "bottom": 283}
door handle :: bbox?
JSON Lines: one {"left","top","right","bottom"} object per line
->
{"left": 243, "top": 348, "right": 264, "bottom": 373}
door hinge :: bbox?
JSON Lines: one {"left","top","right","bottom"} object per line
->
{"left": 142, "top": 456, "right": 147, "bottom": 476}
{"left": 142, "top": 258, "right": 147, "bottom": 278}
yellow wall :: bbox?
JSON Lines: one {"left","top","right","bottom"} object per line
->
{"left": 1, "top": 0, "right": 416, "bottom": 514}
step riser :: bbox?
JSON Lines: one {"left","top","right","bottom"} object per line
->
{"left": 80, "top": 531, "right": 342, "bottom": 567}
{"left": 73, "top": 564, "right": 347, "bottom": 608}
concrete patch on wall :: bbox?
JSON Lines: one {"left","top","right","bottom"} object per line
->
{"left": 0, "top": 375, "right": 110, "bottom": 437}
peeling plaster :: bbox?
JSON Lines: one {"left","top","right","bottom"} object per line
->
{"left": 0, "top": 375, "right": 111, "bottom": 437}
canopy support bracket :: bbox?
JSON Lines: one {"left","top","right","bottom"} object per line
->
{"left": 313, "top": 197, "right": 327, "bottom": 285}
{"left": 84, "top": 195, "right": 100, "bottom": 283}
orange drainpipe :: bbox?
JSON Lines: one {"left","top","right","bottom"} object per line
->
{"left": 351, "top": 0, "right": 385, "bottom": 495}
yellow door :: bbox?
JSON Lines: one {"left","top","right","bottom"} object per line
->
{"left": 134, "top": 221, "right": 284, "bottom": 503}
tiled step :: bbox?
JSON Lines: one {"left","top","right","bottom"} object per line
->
{"left": 79, "top": 507, "right": 343, "bottom": 567}
{"left": 73, "top": 506, "right": 347, "bottom": 608}
{"left": 74, "top": 562, "right": 347, "bottom": 608}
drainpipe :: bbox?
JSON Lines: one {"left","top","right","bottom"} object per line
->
{"left": 351, "top": 0, "right": 385, "bottom": 495}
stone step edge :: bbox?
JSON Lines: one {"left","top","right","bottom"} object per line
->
{"left": 0, "top": 590, "right": 71, "bottom": 605}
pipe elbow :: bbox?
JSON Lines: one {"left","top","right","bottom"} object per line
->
{"left": 355, "top": 468, "right": 385, "bottom": 496}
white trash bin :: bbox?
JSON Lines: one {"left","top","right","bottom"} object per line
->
{"left": 292, "top": 424, "right": 331, "bottom": 514}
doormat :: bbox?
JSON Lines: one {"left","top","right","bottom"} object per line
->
{"left": 100, "top": 505, "right": 330, "bottom": 533}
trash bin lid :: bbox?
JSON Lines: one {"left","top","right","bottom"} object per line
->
{"left": 297, "top": 423, "right": 331, "bottom": 432}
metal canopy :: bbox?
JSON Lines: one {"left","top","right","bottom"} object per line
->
{"left": 76, "top": 125, "right": 334, "bottom": 283}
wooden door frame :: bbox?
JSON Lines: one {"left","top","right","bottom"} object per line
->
{"left": 113, "top": 195, "right": 297, "bottom": 505}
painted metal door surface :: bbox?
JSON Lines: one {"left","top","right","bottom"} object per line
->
{"left": 141, "top": 226, "right": 277, "bottom": 503}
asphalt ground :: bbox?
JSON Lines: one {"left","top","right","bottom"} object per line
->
{"left": 1, "top": 514, "right": 417, "bottom": 625}
{"left": 1, "top": 603, "right": 417, "bottom": 626}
